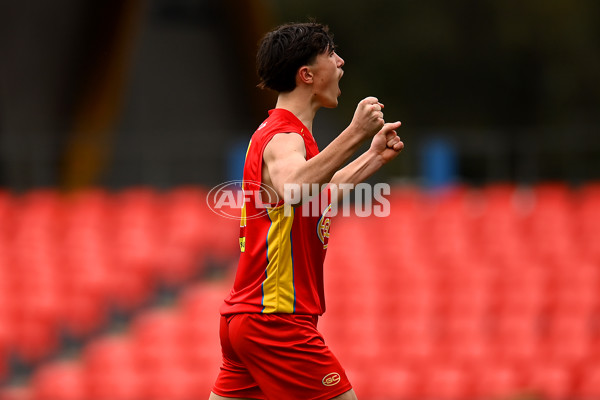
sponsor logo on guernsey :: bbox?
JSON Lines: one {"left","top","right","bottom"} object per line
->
{"left": 322, "top": 372, "right": 341, "bottom": 387}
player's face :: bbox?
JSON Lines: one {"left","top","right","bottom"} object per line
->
{"left": 310, "top": 49, "right": 345, "bottom": 108}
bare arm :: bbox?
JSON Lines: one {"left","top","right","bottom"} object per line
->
{"left": 263, "top": 97, "right": 386, "bottom": 203}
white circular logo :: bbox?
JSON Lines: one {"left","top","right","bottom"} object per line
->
{"left": 206, "top": 180, "right": 278, "bottom": 220}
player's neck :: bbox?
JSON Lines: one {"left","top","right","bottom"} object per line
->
{"left": 275, "top": 91, "right": 319, "bottom": 134}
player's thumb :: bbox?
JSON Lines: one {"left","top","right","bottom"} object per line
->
{"left": 382, "top": 121, "right": 401, "bottom": 133}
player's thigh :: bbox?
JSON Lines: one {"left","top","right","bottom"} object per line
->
{"left": 208, "top": 392, "right": 257, "bottom": 400}
{"left": 331, "top": 388, "right": 358, "bottom": 400}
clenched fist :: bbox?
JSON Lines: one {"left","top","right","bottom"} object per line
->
{"left": 369, "top": 121, "right": 404, "bottom": 164}
{"left": 349, "top": 97, "right": 386, "bottom": 139}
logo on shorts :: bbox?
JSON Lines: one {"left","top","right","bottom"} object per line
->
{"left": 322, "top": 372, "right": 341, "bottom": 387}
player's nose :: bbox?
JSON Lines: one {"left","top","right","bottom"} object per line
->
{"left": 335, "top": 53, "right": 345, "bottom": 68}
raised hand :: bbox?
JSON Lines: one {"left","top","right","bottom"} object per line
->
{"left": 349, "top": 97, "right": 386, "bottom": 139}
{"left": 369, "top": 121, "right": 404, "bottom": 164}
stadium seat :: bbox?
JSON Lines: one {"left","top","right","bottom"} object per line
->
{"left": 544, "top": 327, "right": 593, "bottom": 366}
{"left": 367, "top": 365, "right": 420, "bottom": 400}
{"left": 420, "top": 364, "right": 471, "bottom": 400}
{"left": 82, "top": 336, "right": 144, "bottom": 400}
{"left": 177, "top": 285, "right": 226, "bottom": 370}
{"left": 30, "top": 361, "right": 85, "bottom": 400}
{"left": 130, "top": 310, "right": 185, "bottom": 370}
{"left": 0, "top": 386, "right": 33, "bottom": 400}
{"left": 442, "top": 331, "right": 492, "bottom": 367}
{"left": 492, "top": 318, "right": 541, "bottom": 363}
{"left": 85, "top": 366, "right": 144, "bottom": 400}
{"left": 139, "top": 366, "right": 198, "bottom": 400}
{"left": 12, "top": 318, "right": 60, "bottom": 364}
{"left": 82, "top": 336, "right": 137, "bottom": 373}
{"left": 471, "top": 364, "right": 523, "bottom": 400}
{"left": 60, "top": 275, "right": 110, "bottom": 337}
{"left": 574, "top": 363, "right": 600, "bottom": 400}
{"left": 112, "top": 187, "right": 163, "bottom": 279}
{"left": 549, "top": 264, "right": 598, "bottom": 317}
{"left": 107, "top": 266, "right": 155, "bottom": 312}
{"left": 525, "top": 362, "right": 573, "bottom": 400}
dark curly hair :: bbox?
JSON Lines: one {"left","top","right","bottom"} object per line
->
{"left": 256, "top": 22, "right": 336, "bottom": 93}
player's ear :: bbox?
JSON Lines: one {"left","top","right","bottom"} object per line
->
{"left": 297, "top": 65, "right": 313, "bottom": 85}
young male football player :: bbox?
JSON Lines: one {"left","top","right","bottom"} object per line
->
{"left": 210, "top": 22, "right": 403, "bottom": 400}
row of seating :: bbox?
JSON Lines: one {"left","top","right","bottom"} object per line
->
{"left": 2, "top": 279, "right": 599, "bottom": 400}
{"left": 0, "top": 283, "right": 225, "bottom": 400}
{"left": 318, "top": 183, "right": 600, "bottom": 398}
{"left": 0, "top": 183, "right": 598, "bottom": 399}
{"left": 0, "top": 187, "right": 238, "bottom": 368}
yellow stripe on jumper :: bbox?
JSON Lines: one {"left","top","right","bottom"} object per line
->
{"left": 239, "top": 139, "right": 252, "bottom": 252}
{"left": 262, "top": 205, "right": 295, "bottom": 313}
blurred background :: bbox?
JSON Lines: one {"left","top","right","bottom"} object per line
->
{"left": 0, "top": 0, "right": 599, "bottom": 399}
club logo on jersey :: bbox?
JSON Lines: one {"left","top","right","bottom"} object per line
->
{"left": 317, "top": 204, "right": 333, "bottom": 249}
{"left": 322, "top": 372, "right": 341, "bottom": 387}
{"left": 207, "top": 180, "right": 278, "bottom": 220}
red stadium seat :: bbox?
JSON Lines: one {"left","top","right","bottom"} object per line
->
{"left": 177, "top": 285, "right": 225, "bottom": 369}
{"left": 31, "top": 361, "right": 86, "bottom": 400}
{"left": 130, "top": 309, "right": 185, "bottom": 370}
{"left": 420, "top": 364, "right": 471, "bottom": 400}
{"left": 130, "top": 309, "right": 183, "bottom": 342}
{"left": 0, "top": 386, "right": 33, "bottom": 400}
{"left": 442, "top": 331, "right": 493, "bottom": 367}
{"left": 472, "top": 364, "right": 523, "bottom": 400}
{"left": 393, "top": 328, "right": 437, "bottom": 366}
{"left": 83, "top": 336, "right": 144, "bottom": 400}
{"left": 574, "top": 363, "right": 600, "bottom": 400}
{"left": 60, "top": 271, "right": 110, "bottom": 337}
{"left": 107, "top": 266, "right": 155, "bottom": 312}
{"left": 112, "top": 187, "right": 163, "bottom": 281}
{"left": 12, "top": 318, "right": 60, "bottom": 364}
{"left": 139, "top": 366, "right": 198, "bottom": 400}
{"left": 162, "top": 187, "right": 211, "bottom": 253}
{"left": 85, "top": 367, "right": 144, "bottom": 400}
{"left": 367, "top": 365, "right": 420, "bottom": 400}
{"left": 549, "top": 264, "right": 599, "bottom": 317}
{"left": 155, "top": 244, "right": 200, "bottom": 286}
{"left": 82, "top": 336, "right": 137, "bottom": 373}
{"left": 494, "top": 264, "right": 548, "bottom": 315}
{"left": 525, "top": 362, "right": 573, "bottom": 400}
{"left": 544, "top": 329, "right": 593, "bottom": 366}
{"left": 0, "top": 346, "right": 8, "bottom": 382}
{"left": 492, "top": 318, "right": 541, "bottom": 364}
{"left": 178, "top": 283, "right": 229, "bottom": 320}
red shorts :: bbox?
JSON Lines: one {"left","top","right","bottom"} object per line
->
{"left": 212, "top": 313, "right": 352, "bottom": 400}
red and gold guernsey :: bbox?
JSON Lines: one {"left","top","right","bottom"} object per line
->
{"left": 220, "top": 108, "right": 332, "bottom": 316}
